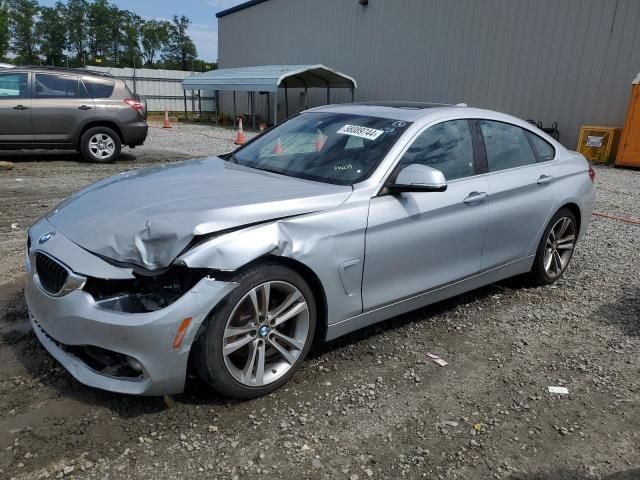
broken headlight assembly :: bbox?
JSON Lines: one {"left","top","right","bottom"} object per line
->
{"left": 84, "top": 266, "right": 211, "bottom": 313}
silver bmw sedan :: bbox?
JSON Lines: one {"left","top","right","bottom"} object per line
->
{"left": 25, "top": 102, "right": 595, "bottom": 398}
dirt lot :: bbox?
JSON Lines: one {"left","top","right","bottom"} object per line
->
{"left": 1, "top": 125, "right": 639, "bottom": 480}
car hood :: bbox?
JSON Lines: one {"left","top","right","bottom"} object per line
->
{"left": 47, "top": 157, "right": 353, "bottom": 270}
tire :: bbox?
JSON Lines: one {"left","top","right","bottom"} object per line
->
{"left": 529, "top": 208, "right": 578, "bottom": 286}
{"left": 193, "top": 262, "right": 317, "bottom": 399}
{"left": 80, "top": 126, "right": 121, "bottom": 163}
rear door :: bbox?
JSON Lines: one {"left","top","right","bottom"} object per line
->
{"left": 477, "top": 120, "right": 557, "bottom": 269}
{"left": 30, "top": 73, "right": 95, "bottom": 143}
{"left": 0, "top": 71, "right": 33, "bottom": 143}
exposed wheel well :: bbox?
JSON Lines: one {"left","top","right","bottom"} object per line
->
{"left": 79, "top": 122, "right": 123, "bottom": 146}
{"left": 264, "top": 255, "right": 328, "bottom": 344}
{"left": 559, "top": 202, "right": 581, "bottom": 236}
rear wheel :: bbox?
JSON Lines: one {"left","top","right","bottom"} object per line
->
{"left": 529, "top": 208, "right": 578, "bottom": 285}
{"left": 193, "top": 262, "right": 316, "bottom": 399}
{"left": 80, "top": 126, "right": 121, "bottom": 163}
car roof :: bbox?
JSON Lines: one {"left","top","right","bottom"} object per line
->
{"left": 308, "top": 102, "right": 465, "bottom": 122}
{"left": 306, "top": 103, "right": 564, "bottom": 147}
{"left": 310, "top": 103, "right": 534, "bottom": 125}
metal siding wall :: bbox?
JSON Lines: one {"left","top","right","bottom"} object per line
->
{"left": 218, "top": 0, "right": 640, "bottom": 146}
{"left": 87, "top": 66, "right": 217, "bottom": 113}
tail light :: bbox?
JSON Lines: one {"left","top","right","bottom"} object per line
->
{"left": 588, "top": 163, "right": 596, "bottom": 183}
{"left": 124, "top": 98, "right": 144, "bottom": 112}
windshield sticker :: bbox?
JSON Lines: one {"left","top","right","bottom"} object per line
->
{"left": 337, "top": 124, "right": 384, "bottom": 141}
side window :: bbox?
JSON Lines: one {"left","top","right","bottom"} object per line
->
{"left": 479, "top": 120, "right": 537, "bottom": 172}
{"left": 35, "top": 74, "right": 85, "bottom": 98}
{"left": 0, "top": 72, "right": 28, "bottom": 99}
{"left": 399, "top": 120, "right": 475, "bottom": 181}
{"left": 526, "top": 131, "right": 555, "bottom": 162}
{"left": 83, "top": 78, "right": 115, "bottom": 98}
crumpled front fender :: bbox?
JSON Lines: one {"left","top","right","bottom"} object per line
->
{"left": 176, "top": 200, "right": 370, "bottom": 326}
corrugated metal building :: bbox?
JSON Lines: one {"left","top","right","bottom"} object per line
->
{"left": 216, "top": 0, "right": 640, "bottom": 147}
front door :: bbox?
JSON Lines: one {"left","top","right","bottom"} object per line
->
{"left": 362, "top": 119, "right": 489, "bottom": 310}
{"left": 31, "top": 73, "right": 95, "bottom": 143}
{"left": 0, "top": 71, "right": 33, "bottom": 143}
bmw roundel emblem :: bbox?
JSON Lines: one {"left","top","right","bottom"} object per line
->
{"left": 38, "top": 232, "right": 56, "bottom": 244}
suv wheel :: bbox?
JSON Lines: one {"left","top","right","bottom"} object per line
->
{"left": 80, "top": 126, "right": 121, "bottom": 163}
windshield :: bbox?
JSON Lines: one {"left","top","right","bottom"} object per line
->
{"left": 233, "top": 112, "right": 411, "bottom": 185}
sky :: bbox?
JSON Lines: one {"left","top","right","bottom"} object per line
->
{"left": 38, "top": 0, "right": 248, "bottom": 62}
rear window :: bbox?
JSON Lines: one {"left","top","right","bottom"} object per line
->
{"left": 83, "top": 77, "right": 115, "bottom": 98}
{"left": 35, "top": 74, "right": 87, "bottom": 98}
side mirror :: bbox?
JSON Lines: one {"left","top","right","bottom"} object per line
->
{"left": 387, "top": 164, "right": 447, "bottom": 193}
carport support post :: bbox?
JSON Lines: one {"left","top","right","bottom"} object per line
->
{"left": 251, "top": 91, "right": 256, "bottom": 130}
{"left": 351, "top": 86, "right": 355, "bottom": 102}
{"left": 272, "top": 89, "right": 278, "bottom": 125}
{"left": 326, "top": 86, "right": 330, "bottom": 105}
{"left": 233, "top": 91, "right": 237, "bottom": 128}
{"left": 198, "top": 90, "right": 202, "bottom": 121}
{"left": 214, "top": 90, "right": 219, "bottom": 124}
{"left": 183, "top": 90, "right": 188, "bottom": 121}
{"left": 304, "top": 86, "right": 308, "bottom": 109}
{"left": 284, "top": 86, "right": 289, "bottom": 118}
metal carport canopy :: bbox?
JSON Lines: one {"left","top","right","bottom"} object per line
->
{"left": 181, "top": 64, "right": 357, "bottom": 92}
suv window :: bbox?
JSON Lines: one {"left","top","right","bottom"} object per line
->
{"left": 399, "top": 120, "right": 474, "bottom": 181}
{"left": 0, "top": 72, "right": 28, "bottom": 99}
{"left": 479, "top": 120, "right": 537, "bottom": 172}
{"left": 526, "top": 131, "right": 555, "bottom": 162}
{"left": 35, "top": 74, "right": 87, "bottom": 98}
{"left": 83, "top": 77, "right": 115, "bottom": 98}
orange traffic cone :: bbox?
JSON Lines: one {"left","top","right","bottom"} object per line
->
{"left": 273, "top": 137, "right": 283, "bottom": 155}
{"left": 234, "top": 117, "right": 246, "bottom": 145}
{"left": 315, "top": 129, "right": 325, "bottom": 151}
{"left": 162, "top": 108, "right": 172, "bottom": 129}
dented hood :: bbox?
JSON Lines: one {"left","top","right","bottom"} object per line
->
{"left": 47, "top": 157, "right": 352, "bottom": 270}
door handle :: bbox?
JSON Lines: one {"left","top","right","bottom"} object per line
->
{"left": 78, "top": 105, "right": 93, "bottom": 111}
{"left": 463, "top": 191, "right": 488, "bottom": 205}
{"left": 537, "top": 174, "right": 554, "bottom": 185}
{"left": 13, "top": 105, "right": 29, "bottom": 110}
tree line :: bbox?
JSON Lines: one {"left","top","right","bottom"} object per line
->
{"left": 0, "top": 0, "right": 215, "bottom": 71}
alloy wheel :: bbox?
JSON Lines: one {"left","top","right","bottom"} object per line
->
{"left": 543, "top": 216, "right": 576, "bottom": 278}
{"left": 222, "top": 281, "right": 309, "bottom": 387}
{"left": 88, "top": 133, "right": 116, "bottom": 160}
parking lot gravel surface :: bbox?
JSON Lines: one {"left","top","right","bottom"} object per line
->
{"left": 0, "top": 124, "right": 639, "bottom": 479}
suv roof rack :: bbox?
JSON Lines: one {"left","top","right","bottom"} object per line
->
{"left": 17, "top": 65, "right": 115, "bottom": 77}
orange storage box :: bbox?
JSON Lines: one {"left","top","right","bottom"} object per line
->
{"left": 616, "top": 73, "right": 640, "bottom": 167}
{"left": 577, "top": 126, "right": 621, "bottom": 164}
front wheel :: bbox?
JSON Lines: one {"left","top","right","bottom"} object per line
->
{"left": 529, "top": 208, "right": 578, "bottom": 285}
{"left": 80, "top": 127, "right": 121, "bottom": 163}
{"left": 193, "top": 262, "right": 316, "bottom": 399}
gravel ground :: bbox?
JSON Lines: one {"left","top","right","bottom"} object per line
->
{"left": 0, "top": 126, "right": 639, "bottom": 479}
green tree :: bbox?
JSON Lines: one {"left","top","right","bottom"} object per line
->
{"left": 118, "top": 10, "right": 143, "bottom": 67}
{"left": 140, "top": 19, "right": 170, "bottom": 67}
{"left": 65, "top": 0, "right": 88, "bottom": 64}
{"left": 8, "top": 0, "right": 39, "bottom": 64}
{"left": 87, "top": 0, "right": 112, "bottom": 63}
{"left": 162, "top": 15, "right": 197, "bottom": 71}
{"left": 0, "top": 1, "right": 9, "bottom": 61}
{"left": 37, "top": 2, "right": 67, "bottom": 66}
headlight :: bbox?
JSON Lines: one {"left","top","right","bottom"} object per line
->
{"left": 84, "top": 266, "right": 209, "bottom": 313}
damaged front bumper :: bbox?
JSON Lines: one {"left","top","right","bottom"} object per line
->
{"left": 24, "top": 225, "right": 237, "bottom": 396}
